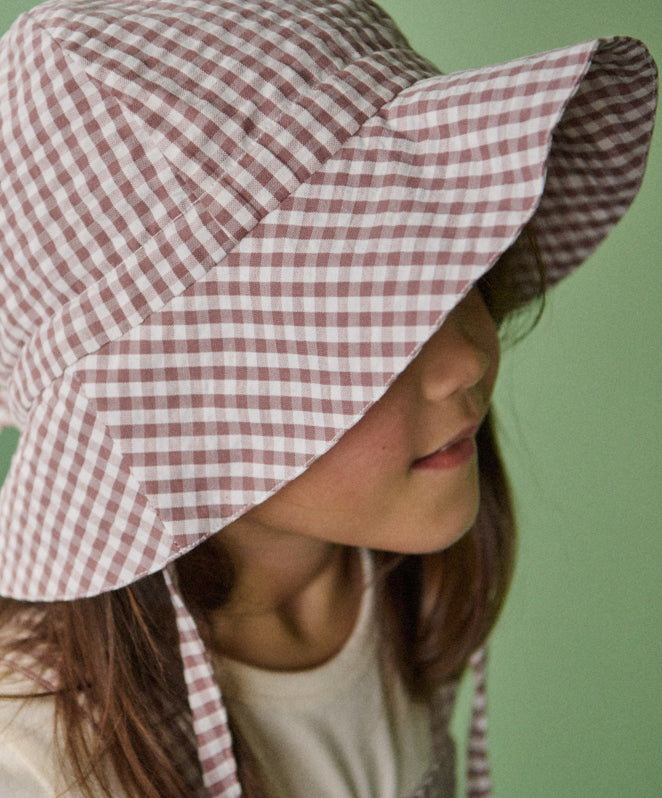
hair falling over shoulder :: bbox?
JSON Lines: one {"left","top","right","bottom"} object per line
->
{"left": 0, "top": 578, "right": 207, "bottom": 798}
{"left": 0, "top": 409, "right": 515, "bottom": 798}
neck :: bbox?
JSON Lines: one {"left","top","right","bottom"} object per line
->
{"left": 205, "top": 523, "right": 364, "bottom": 671}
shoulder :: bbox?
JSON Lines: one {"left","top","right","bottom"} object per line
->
{"left": 0, "top": 670, "right": 127, "bottom": 798}
{"left": 0, "top": 674, "right": 62, "bottom": 797}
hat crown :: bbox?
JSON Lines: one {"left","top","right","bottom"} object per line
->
{"left": 0, "top": 0, "right": 432, "bottom": 423}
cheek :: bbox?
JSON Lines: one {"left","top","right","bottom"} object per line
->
{"left": 298, "top": 400, "right": 412, "bottom": 506}
{"left": 252, "top": 392, "right": 412, "bottom": 532}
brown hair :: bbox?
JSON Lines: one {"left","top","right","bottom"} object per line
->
{"left": 376, "top": 412, "right": 515, "bottom": 698}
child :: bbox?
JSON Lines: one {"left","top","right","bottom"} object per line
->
{"left": 0, "top": 1, "right": 656, "bottom": 796}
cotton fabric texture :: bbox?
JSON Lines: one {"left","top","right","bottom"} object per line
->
{"left": 0, "top": 0, "right": 657, "bottom": 796}
{"left": 214, "top": 552, "right": 438, "bottom": 798}
{"left": 0, "top": 671, "right": 128, "bottom": 797}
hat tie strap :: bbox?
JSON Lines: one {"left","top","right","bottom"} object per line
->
{"left": 467, "top": 646, "right": 492, "bottom": 798}
{"left": 164, "top": 566, "right": 242, "bottom": 798}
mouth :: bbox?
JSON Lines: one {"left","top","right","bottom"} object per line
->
{"left": 411, "top": 424, "right": 480, "bottom": 471}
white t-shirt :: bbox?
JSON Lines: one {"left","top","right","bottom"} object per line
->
{"left": 214, "top": 558, "right": 437, "bottom": 798}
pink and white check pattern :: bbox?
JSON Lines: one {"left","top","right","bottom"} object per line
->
{"left": 0, "top": 1, "right": 657, "bottom": 795}
{"left": 165, "top": 567, "right": 241, "bottom": 797}
{"left": 0, "top": 2, "right": 655, "bottom": 601}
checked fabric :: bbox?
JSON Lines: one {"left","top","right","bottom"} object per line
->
{"left": 0, "top": 2, "right": 656, "bottom": 602}
{"left": 0, "top": 1, "right": 657, "bottom": 795}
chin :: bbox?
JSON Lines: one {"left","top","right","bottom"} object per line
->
{"left": 385, "top": 519, "right": 476, "bottom": 557}
{"left": 403, "top": 502, "right": 480, "bottom": 555}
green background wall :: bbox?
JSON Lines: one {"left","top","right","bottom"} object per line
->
{"left": 1, "top": 1, "right": 660, "bottom": 795}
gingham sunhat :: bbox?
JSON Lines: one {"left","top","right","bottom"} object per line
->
{"left": 0, "top": 1, "right": 657, "bottom": 793}
{"left": 0, "top": 0, "right": 656, "bottom": 603}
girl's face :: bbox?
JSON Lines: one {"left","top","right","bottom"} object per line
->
{"left": 228, "top": 286, "right": 499, "bottom": 554}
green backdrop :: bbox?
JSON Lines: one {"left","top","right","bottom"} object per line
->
{"left": 1, "top": 1, "right": 660, "bottom": 796}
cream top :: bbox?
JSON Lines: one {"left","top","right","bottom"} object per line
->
{"left": 214, "top": 555, "right": 433, "bottom": 798}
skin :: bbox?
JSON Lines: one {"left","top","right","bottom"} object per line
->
{"left": 208, "top": 286, "right": 500, "bottom": 670}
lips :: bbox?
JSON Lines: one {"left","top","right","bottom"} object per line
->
{"left": 411, "top": 424, "right": 480, "bottom": 471}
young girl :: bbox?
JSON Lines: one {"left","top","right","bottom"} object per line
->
{"left": 0, "top": 1, "right": 656, "bottom": 796}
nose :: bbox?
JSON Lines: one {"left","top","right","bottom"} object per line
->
{"left": 414, "top": 291, "right": 497, "bottom": 404}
